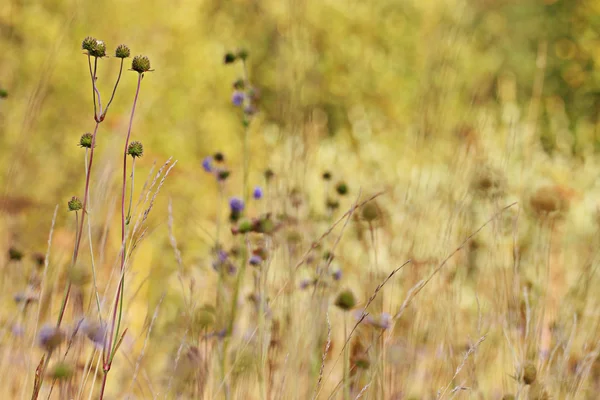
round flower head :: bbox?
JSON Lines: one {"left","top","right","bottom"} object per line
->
{"left": 224, "top": 52, "right": 237, "bottom": 64}
{"left": 202, "top": 156, "right": 213, "bottom": 172}
{"left": 0, "top": 88, "right": 7, "bottom": 98}
{"left": 127, "top": 141, "right": 144, "bottom": 158}
{"left": 85, "top": 39, "right": 106, "bottom": 58}
{"left": 213, "top": 152, "right": 225, "bottom": 163}
{"left": 232, "top": 91, "right": 244, "bottom": 107}
{"left": 8, "top": 247, "right": 23, "bottom": 261}
{"left": 336, "top": 181, "right": 349, "bottom": 196}
{"left": 131, "top": 55, "right": 151, "bottom": 73}
{"left": 68, "top": 196, "right": 83, "bottom": 212}
{"left": 115, "top": 44, "right": 131, "bottom": 59}
{"left": 81, "top": 36, "right": 97, "bottom": 53}
{"left": 229, "top": 197, "right": 245, "bottom": 213}
{"left": 217, "top": 169, "right": 231, "bottom": 181}
{"left": 79, "top": 133, "right": 93, "bottom": 148}
{"left": 335, "top": 289, "right": 356, "bottom": 311}
{"left": 249, "top": 255, "right": 262, "bottom": 266}
{"left": 37, "top": 324, "right": 65, "bottom": 352}
{"left": 253, "top": 186, "right": 263, "bottom": 200}
{"left": 80, "top": 319, "right": 107, "bottom": 348}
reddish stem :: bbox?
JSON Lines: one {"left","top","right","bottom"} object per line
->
{"left": 100, "top": 73, "right": 142, "bottom": 400}
{"left": 56, "top": 121, "right": 100, "bottom": 326}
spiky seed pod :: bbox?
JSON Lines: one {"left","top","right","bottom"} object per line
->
{"left": 335, "top": 289, "right": 356, "bottom": 311}
{"left": 8, "top": 247, "right": 23, "bottom": 261}
{"left": 131, "top": 55, "right": 151, "bottom": 73}
{"left": 127, "top": 141, "right": 144, "bottom": 158}
{"left": 88, "top": 39, "right": 107, "bottom": 58}
{"left": 224, "top": 52, "right": 236, "bottom": 64}
{"left": 49, "top": 362, "right": 73, "bottom": 380}
{"left": 81, "top": 36, "right": 97, "bottom": 53}
{"left": 522, "top": 362, "right": 537, "bottom": 385}
{"left": 336, "top": 182, "right": 349, "bottom": 196}
{"left": 68, "top": 196, "right": 83, "bottom": 212}
{"left": 79, "top": 133, "right": 93, "bottom": 148}
{"left": 361, "top": 202, "right": 380, "bottom": 221}
{"left": 115, "top": 44, "right": 131, "bottom": 58}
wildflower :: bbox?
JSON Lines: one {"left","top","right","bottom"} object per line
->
{"left": 229, "top": 197, "right": 245, "bottom": 213}
{"left": 217, "top": 169, "right": 231, "bottom": 181}
{"left": 131, "top": 55, "right": 151, "bottom": 73}
{"left": 264, "top": 169, "right": 274, "bottom": 181}
{"left": 115, "top": 44, "right": 131, "bottom": 59}
{"left": 82, "top": 36, "right": 105, "bottom": 58}
{"left": 367, "top": 313, "right": 391, "bottom": 330}
{"left": 68, "top": 196, "right": 83, "bottom": 212}
{"left": 213, "top": 152, "right": 225, "bottom": 163}
{"left": 38, "top": 324, "right": 65, "bottom": 352}
{"left": 522, "top": 362, "right": 537, "bottom": 385}
{"left": 332, "top": 269, "right": 342, "bottom": 281}
{"left": 336, "top": 181, "right": 349, "bottom": 196}
{"left": 79, "top": 133, "right": 93, "bottom": 148}
{"left": 224, "top": 52, "right": 236, "bottom": 64}
{"left": 127, "top": 141, "right": 144, "bottom": 158}
{"left": 249, "top": 255, "right": 262, "bottom": 266}
{"left": 80, "top": 319, "right": 107, "bottom": 348}
{"left": 8, "top": 246, "right": 23, "bottom": 261}
{"left": 299, "top": 278, "right": 314, "bottom": 290}
{"left": 335, "top": 289, "right": 356, "bottom": 311}
{"left": 202, "top": 156, "right": 213, "bottom": 172}
{"left": 253, "top": 186, "right": 263, "bottom": 200}
{"left": 232, "top": 91, "right": 244, "bottom": 106}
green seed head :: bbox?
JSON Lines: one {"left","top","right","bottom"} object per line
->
{"left": 237, "top": 49, "right": 249, "bottom": 60}
{"left": 131, "top": 55, "right": 151, "bottom": 73}
{"left": 335, "top": 289, "right": 356, "bottom": 311}
{"left": 79, "top": 133, "right": 93, "bottom": 148}
{"left": 81, "top": 36, "right": 97, "bottom": 53}
{"left": 336, "top": 182, "right": 349, "bottom": 196}
{"left": 361, "top": 202, "right": 379, "bottom": 221}
{"left": 115, "top": 44, "right": 131, "bottom": 59}
{"left": 522, "top": 362, "right": 537, "bottom": 385}
{"left": 85, "top": 38, "right": 107, "bottom": 58}
{"left": 50, "top": 362, "right": 73, "bottom": 380}
{"left": 0, "top": 88, "right": 8, "bottom": 98}
{"left": 68, "top": 196, "right": 83, "bottom": 212}
{"left": 224, "top": 52, "right": 236, "bottom": 64}
{"left": 127, "top": 141, "right": 144, "bottom": 158}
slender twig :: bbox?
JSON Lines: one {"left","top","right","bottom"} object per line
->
{"left": 100, "top": 73, "right": 143, "bottom": 400}
{"left": 102, "top": 58, "right": 124, "bottom": 119}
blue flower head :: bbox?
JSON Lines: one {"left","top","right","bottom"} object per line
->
{"left": 249, "top": 255, "right": 262, "bottom": 266}
{"left": 232, "top": 91, "right": 244, "bottom": 107}
{"left": 202, "top": 156, "right": 213, "bottom": 173}
{"left": 253, "top": 186, "right": 263, "bottom": 200}
{"left": 229, "top": 197, "right": 245, "bottom": 213}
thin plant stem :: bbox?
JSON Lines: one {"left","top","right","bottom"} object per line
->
{"left": 85, "top": 148, "right": 102, "bottom": 319}
{"left": 87, "top": 55, "right": 97, "bottom": 119}
{"left": 102, "top": 58, "right": 124, "bottom": 119}
{"left": 343, "top": 315, "right": 350, "bottom": 400}
{"left": 56, "top": 121, "right": 100, "bottom": 327}
{"left": 126, "top": 158, "right": 136, "bottom": 224}
{"left": 100, "top": 72, "right": 143, "bottom": 400}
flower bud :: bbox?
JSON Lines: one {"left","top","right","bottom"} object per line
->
{"left": 115, "top": 44, "right": 131, "bottom": 59}
{"left": 131, "top": 55, "right": 151, "bottom": 73}
{"left": 127, "top": 141, "right": 144, "bottom": 158}
{"left": 79, "top": 133, "right": 93, "bottom": 148}
{"left": 68, "top": 196, "right": 83, "bottom": 212}
{"left": 335, "top": 289, "right": 356, "bottom": 311}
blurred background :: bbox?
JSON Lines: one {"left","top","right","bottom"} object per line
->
{"left": 2, "top": 0, "right": 600, "bottom": 398}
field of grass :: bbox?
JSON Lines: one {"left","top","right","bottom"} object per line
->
{"left": 2, "top": 0, "right": 600, "bottom": 399}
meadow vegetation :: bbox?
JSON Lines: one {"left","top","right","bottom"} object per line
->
{"left": 1, "top": 0, "right": 600, "bottom": 399}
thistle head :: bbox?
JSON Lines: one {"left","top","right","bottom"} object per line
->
{"left": 131, "top": 55, "right": 151, "bottom": 73}
{"left": 82, "top": 37, "right": 107, "bottom": 58}
{"left": 115, "top": 44, "right": 131, "bottom": 59}
{"left": 68, "top": 196, "right": 83, "bottom": 212}
{"left": 127, "top": 141, "right": 144, "bottom": 158}
{"left": 79, "top": 133, "right": 93, "bottom": 148}
{"left": 335, "top": 289, "right": 356, "bottom": 311}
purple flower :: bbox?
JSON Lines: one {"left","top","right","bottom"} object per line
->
{"left": 232, "top": 91, "right": 244, "bottom": 106}
{"left": 249, "top": 255, "right": 262, "bottom": 266}
{"left": 229, "top": 197, "right": 245, "bottom": 213}
{"left": 332, "top": 269, "right": 342, "bottom": 281}
{"left": 253, "top": 186, "right": 263, "bottom": 200}
{"left": 202, "top": 156, "right": 213, "bottom": 172}
{"left": 37, "top": 324, "right": 65, "bottom": 351}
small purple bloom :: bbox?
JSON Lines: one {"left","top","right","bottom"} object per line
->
{"left": 202, "top": 156, "right": 213, "bottom": 172}
{"left": 249, "top": 255, "right": 262, "bottom": 266}
{"left": 229, "top": 197, "right": 245, "bottom": 213}
{"left": 218, "top": 250, "right": 228, "bottom": 262}
{"left": 253, "top": 186, "right": 263, "bottom": 200}
{"left": 332, "top": 269, "right": 342, "bottom": 281}
{"left": 232, "top": 91, "right": 244, "bottom": 107}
